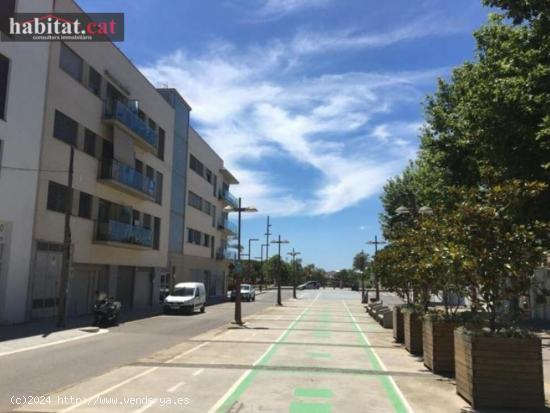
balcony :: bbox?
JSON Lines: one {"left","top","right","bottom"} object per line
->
{"left": 219, "top": 188, "right": 238, "bottom": 209}
{"left": 218, "top": 218, "right": 238, "bottom": 235}
{"left": 103, "top": 99, "right": 158, "bottom": 153}
{"left": 95, "top": 220, "right": 153, "bottom": 249}
{"left": 99, "top": 159, "right": 156, "bottom": 201}
{"left": 216, "top": 247, "right": 237, "bottom": 261}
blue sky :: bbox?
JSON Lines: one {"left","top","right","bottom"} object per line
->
{"left": 79, "top": 0, "right": 490, "bottom": 271}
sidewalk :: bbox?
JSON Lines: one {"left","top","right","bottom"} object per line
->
{"left": 10, "top": 291, "right": 543, "bottom": 413}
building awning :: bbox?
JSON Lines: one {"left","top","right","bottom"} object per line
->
{"left": 220, "top": 167, "right": 239, "bottom": 185}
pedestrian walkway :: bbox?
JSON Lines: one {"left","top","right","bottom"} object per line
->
{"left": 13, "top": 291, "right": 473, "bottom": 412}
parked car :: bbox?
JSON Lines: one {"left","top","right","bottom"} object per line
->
{"left": 163, "top": 282, "right": 206, "bottom": 314}
{"left": 230, "top": 284, "right": 256, "bottom": 302}
{"left": 297, "top": 281, "right": 321, "bottom": 290}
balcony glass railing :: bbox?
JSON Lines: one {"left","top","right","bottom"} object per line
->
{"left": 100, "top": 159, "right": 156, "bottom": 198}
{"left": 103, "top": 100, "right": 158, "bottom": 149}
{"left": 96, "top": 220, "right": 153, "bottom": 248}
{"left": 220, "top": 188, "right": 238, "bottom": 208}
{"left": 219, "top": 218, "right": 238, "bottom": 234}
{"left": 217, "top": 247, "right": 237, "bottom": 261}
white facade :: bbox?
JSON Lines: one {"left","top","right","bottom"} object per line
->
{"left": 0, "top": 0, "right": 53, "bottom": 324}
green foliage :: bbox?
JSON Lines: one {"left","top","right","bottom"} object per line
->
{"left": 376, "top": 0, "right": 550, "bottom": 332}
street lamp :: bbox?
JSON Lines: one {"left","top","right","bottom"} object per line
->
{"left": 271, "top": 235, "right": 289, "bottom": 306}
{"left": 224, "top": 199, "right": 258, "bottom": 325}
{"left": 248, "top": 238, "right": 259, "bottom": 285}
{"left": 287, "top": 249, "right": 301, "bottom": 299}
{"left": 366, "top": 235, "right": 387, "bottom": 302}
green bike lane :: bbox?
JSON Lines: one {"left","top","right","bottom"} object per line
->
{"left": 209, "top": 293, "right": 413, "bottom": 413}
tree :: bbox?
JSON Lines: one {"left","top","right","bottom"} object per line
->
{"left": 353, "top": 251, "right": 370, "bottom": 298}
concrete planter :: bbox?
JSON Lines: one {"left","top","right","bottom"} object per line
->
{"left": 454, "top": 330, "right": 545, "bottom": 410}
{"left": 393, "top": 306, "right": 404, "bottom": 343}
{"left": 423, "top": 319, "right": 458, "bottom": 374}
{"left": 403, "top": 311, "right": 423, "bottom": 355}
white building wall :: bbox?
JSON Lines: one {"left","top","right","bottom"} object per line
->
{"left": 0, "top": 0, "right": 53, "bottom": 324}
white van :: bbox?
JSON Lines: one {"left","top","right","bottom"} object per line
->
{"left": 163, "top": 282, "right": 206, "bottom": 314}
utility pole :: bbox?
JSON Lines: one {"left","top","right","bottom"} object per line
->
{"left": 57, "top": 146, "right": 74, "bottom": 328}
{"left": 271, "top": 235, "right": 289, "bottom": 306}
{"left": 366, "top": 235, "right": 387, "bottom": 302}
{"left": 259, "top": 244, "right": 268, "bottom": 292}
{"left": 264, "top": 216, "right": 272, "bottom": 285}
{"left": 248, "top": 238, "right": 258, "bottom": 285}
{"left": 287, "top": 249, "right": 301, "bottom": 299}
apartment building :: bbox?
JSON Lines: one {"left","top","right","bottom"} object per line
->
{"left": 169, "top": 127, "right": 239, "bottom": 302}
{"left": 0, "top": 0, "right": 176, "bottom": 323}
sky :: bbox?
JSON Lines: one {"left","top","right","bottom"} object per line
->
{"left": 79, "top": 0, "right": 491, "bottom": 271}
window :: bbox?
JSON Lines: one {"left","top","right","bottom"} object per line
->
{"left": 188, "top": 191, "right": 202, "bottom": 210}
{"left": 84, "top": 129, "right": 96, "bottom": 157}
{"left": 53, "top": 111, "right": 78, "bottom": 146}
{"left": 0, "top": 0, "right": 16, "bottom": 36}
{"left": 153, "top": 217, "right": 161, "bottom": 250}
{"left": 135, "top": 159, "right": 143, "bottom": 173}
{"left": 98, "top": 198, "right": 109, "bottom": 222}
{"left": 59, "top": 44, "right": 83, "bottom": 82}
{"left": 102, "top": 139, "right": 113, "bottom": 160}
{"left": 213, "top": 175, "right": 217, "bottom": 197}
{"left": 143, "top": 213, "right": 152, "bottom": 230}
{"left": 212, "top": 205, "right": 216, "bottom": 227}
{"left": 188, "top": 228, "right": 201, "bottom": 245}
{"left": 47, "top": 181, "right": 69, "bottom": 213}
{"left": 88, "top": 67, "right": 102, "bottom": 96}
{"left": 132, "top": 210, "right": 140, "bottom": 226}
{"left": 155, "top": 171, "right": 163, "bottom": 204}
{"left": 189, "top": 154, "right": 204, "bottom": 176}
{"left": 0, "top": 53, "right": 9, "bottom": 120}
{"left": 158, "top": 127, "right": 165, "bottom": 161}
{"left": 205, "top": 169, "right": 212, "bottom": 183}
{"left": 202, "top": 200, "right": 211, "bottom": 215}
{"left": 78, "top": 192, "right": 92, "bottom": 219}
{"left": 148, "top": 118, "right": 156, "bottom": 132}
{"left": 146, "top": 165, "right": 154, "bottom": 180}
{"left": 138, "top": 110, "right": 146, "bottom": 121}
{"left": 203, "top": 234, "right": 210, "bottom": 247}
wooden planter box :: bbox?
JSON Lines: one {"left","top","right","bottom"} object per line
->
{"left": 403, "top": 312, "right": 423, "bottom": 354}
{"left": 454, "top": 330, "right": 544, "bottom": 410}
{"left": 393, "top": 306, "right": 404, "bottom": 343}
{"left": 423, "top": 319, "right": 458, "bottom": 374}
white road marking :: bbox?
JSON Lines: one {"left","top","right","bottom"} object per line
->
{"left": 133, "top": 398, "right": 157, "bottom": 413}
{"left": 343, "top": 301, "right": 415, "bottom": 413}
{"left": 60, "top": 342, "right": 209, "bottom": 412}
{"left": 207, "top": 293, "right": 321, "bottom": 413}
{"left": 0, "top": 329, "right": 109, "bottom": 357}
{"left": 167, "top": 381, "right": 185, "bottom": 393}
{"left": 192, "top": 368, "right": 204, "bottom": 376}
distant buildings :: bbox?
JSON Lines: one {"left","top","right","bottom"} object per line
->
{"left": 0, "top": 0, "right": 238, "bottom": 324}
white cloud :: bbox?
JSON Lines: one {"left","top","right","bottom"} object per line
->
{"left": 290, "top": 14, "right": 466, "bottom": 55}
{"left": 248, "top": 0, "right": 333, "bottom": 21}
{"left": 140, "top": 24, "right": 446, "bottom": 217}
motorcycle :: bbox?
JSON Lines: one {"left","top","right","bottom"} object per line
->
{"left": 93, "top": 293, "right": 121, "bottom": 326}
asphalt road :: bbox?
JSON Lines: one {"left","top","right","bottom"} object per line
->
{"left": 0, "top": 289, "right": 292, "bottom": 412}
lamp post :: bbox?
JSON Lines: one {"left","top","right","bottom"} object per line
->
{"left": 248, "top": 238, "right": 259, "bottom": 285}
{"left": 259, "top": 243, "right": 268, "bottom": 292}
{"left": 271, "top": 235, "right": 289, "bottom": 306}
{"left": 287, "top": 249, "right": 301, "bottom": 299}
{"left": 224, "top": 198, "right": 257, "bottom": 325}
{"left": 366, "top": 235, "right": 387, "bottom": 302}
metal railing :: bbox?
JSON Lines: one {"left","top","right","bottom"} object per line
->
{"left": 103, "top": 99, "right": 158, "bottom": 149}
{"left": 96, "top": 220, "right": 153, "bottom": 248}
{"left": 219, "top": 188, "right": 238, "bottom": 208}
{"left": 100, "top": 158, "right": 156, "bottom": 198}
